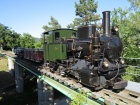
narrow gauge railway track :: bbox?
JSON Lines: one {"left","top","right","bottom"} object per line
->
{"left": 41, "top": 69, "right": 140, "bottom": 105}
{"left": 95, "top": 89, "right": 140, "bottom": 105}
{"left": 16, "top": 58, "right": 43, "bottom": 75}
{"left": 13, "top": 58, "right": 140, "bottom": 105}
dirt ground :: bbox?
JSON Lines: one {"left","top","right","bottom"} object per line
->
{"left": 0, "top": 57, "right": 15, "bottom": 88}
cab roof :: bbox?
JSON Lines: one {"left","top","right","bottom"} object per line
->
{"left": 42, "top": 28, "right": 77, "bottom": 34}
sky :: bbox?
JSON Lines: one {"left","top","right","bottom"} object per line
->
{"left": 0, "top": 0, "right": 130, "bottom": 38}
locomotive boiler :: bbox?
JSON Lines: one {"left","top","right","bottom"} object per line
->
{"left": 43, "top": 11, "right": 127, "bottom": 90}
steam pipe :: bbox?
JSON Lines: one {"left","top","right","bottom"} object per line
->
{"left": 102, "top": 11, "right": 111, "bottom": 36}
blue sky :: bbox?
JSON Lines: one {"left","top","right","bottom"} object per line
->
{"left": 0, "top": 0, "right": 130, "bottom": 38}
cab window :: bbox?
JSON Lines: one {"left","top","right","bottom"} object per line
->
{"left": 44, "top": 34, "right": 49, "bottom": 43}
{"left": 55, "top": 32, "right": 60, "bottom": 40}
{"left": 71, "top": 32, "right": 76, "bottom": 38}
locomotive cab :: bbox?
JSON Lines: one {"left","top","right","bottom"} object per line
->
{"left": 43, "top": 29, "right": 77, "bottom": 62}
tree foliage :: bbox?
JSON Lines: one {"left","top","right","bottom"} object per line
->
{"left": 20, "top": 33, "right": 35, "bottom": 48}
{"left": 43, "top": 16, "right": 61, "bottom": 32}
{"left": 0, "top": 23, "right": 21, "bottom": 50}
{"left": 67, "top": 0, "right": 100, "bottom": 29}
{"left": 34, "top": 38, "right": 43, "bottom": 48}
{"left": 111, "top": 7, "right": 140, "bottom": 58}
{"left": 0, "top": 23, "right": 42, "bottom": 50}
{"left": 128, "top": 0, "right": 140, "bottom": 11}
{"left": 70, "top": 90, "right": 88, "bottom": 105}
{"left": 75, "top": 0, "right": 100, "bottom": 24}
{"left": 67, "top": 18, "right": 82, "bottom": 30}
{"left": 123, "top": 66, "right": 140, "bottom": 82}
{"left": 111, "top": 1, "right": 140, "bottom": 82}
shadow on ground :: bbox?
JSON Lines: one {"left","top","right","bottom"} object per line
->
{"left": 0, "top": 73, "right": 70, "bottom": 105}
{"left": 0, "top": 71, "right": 15, "bottom": 88}
{"left": 0, "top": 72, "right": 38, "bottom": 105}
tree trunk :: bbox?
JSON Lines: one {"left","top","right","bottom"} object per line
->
{"left": 0, "top": 43, "right": 3, "bottom": 53}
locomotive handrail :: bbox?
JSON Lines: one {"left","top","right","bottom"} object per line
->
{"left": 121, "top": 57, "right": 140, "bottom": 60}
{"left": 124, "top": 64, "right": 140, "bottom": 76}
{"left": 124, "top": 65, "right": 140, "bottom": 68}
{"left": 125, "top": 72, "right": 140, "bottom": 76}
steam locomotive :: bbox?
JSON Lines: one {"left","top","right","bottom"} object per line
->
{"left": 16, "top": 11, "right": 127, "bottom": 90}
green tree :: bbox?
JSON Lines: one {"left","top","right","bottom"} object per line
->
{"left": 111, "top": 7, "right": 129, "bottom": 37}
{"left": 43, "top": 16, "right": 61, "bottom": 31}
{"left": 128, "top": 0, "right": 140, "bottom": 11}
{"left": 20, "top": 33, "right": 35, "bottom": 48}
{"left": 34, "top": 38, "right": 43, "bottom": 48}
{"left": 0, "top": 24, "right": 9, "bottom": 50}
{"left": 67, "top": 18, "right": 82, "bottom": 30}
{"left": 125, "top": 0, "right": 140, "bottom": 58}
{"left": 122, "top": 0, "right": 140, "bottom": 82}
{"left": 110, "top": 3, "right": 140, "bottom": 82}
{"left": 110, "top": 7, "right": 140, "bottom": 58}
{"left": 123, "top": 66, "right": 140, "bottom": 82}
{"left": 67, "top": 0, "right": 100, "bottom": 29}
{"left": 0, "top": 23, "right": 21, "bottom": 50}
{"left": 75, "top": 0, "right": 100, "bottom": 24}
{"left": 6, "top": 31, "right": 21, "bottom": 49}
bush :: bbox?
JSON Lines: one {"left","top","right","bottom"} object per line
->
{"left": 70, "top": 90, "right": 88, "bottom": 105}
{"left": 123, "top": 66, "right": 140, "bottom": 82}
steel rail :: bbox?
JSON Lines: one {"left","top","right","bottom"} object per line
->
{"left": 4, "top": 53, "right": 140, "bottom": 105}
{"left": 4, "top": 54, "right": 102, "bottom": 105}
{"left": 41, "top": 69, "right": 140, "bottom": 105}
{"left": 95, "top": 89, "right": 140, "bottom": 105}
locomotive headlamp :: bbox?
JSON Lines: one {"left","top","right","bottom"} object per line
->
{"left": 115, "top": 27, "right": 118, "bottom": 31}
{"left": 103, "top": 61, "right": 109, "bottom": 67}
{"left": 120, "top": 59, "right": 125, "bottom": 64}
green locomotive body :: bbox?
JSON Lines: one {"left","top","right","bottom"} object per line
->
{"left": 43, "top": 29, "right": 77, "bottom": 62}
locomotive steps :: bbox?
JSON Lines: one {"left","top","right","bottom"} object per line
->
{"left": 41, "top": 68, "right": 140, "bottom": 105}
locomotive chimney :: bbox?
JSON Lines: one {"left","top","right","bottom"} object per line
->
{"left": 102, "top": 11, "right": 111, "bottom": 36}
